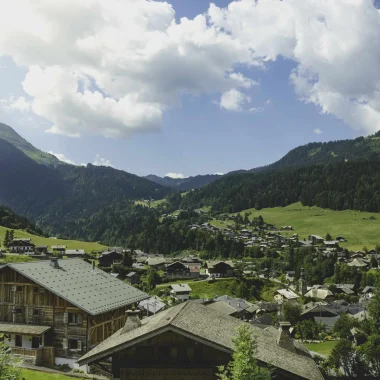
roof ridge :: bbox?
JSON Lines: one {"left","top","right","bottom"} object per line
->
{"left": 169, "top": 301, "right": 192, "bottom": 325}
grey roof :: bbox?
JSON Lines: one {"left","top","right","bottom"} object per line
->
{"left": 170, "top": 283, "right": 192, "bottom": 292}
{"left": 0, "top": 322, "right": 51, "bottom": 335}
{"left": 8, "top": 259, "right": 148, "bottom": 316}
{"left": 138, "top": 296, "right": 166, "bottom": 313}
{"left": 304, "top": 288, "right": 333, "bottom": 300}
{"left": 126, "top": 272, "right": 138, "bottom": 277}
{"left": 213, "top": 295, "right": 253, "bottom": 312}
{"left": 77, "top": 301, "right": 323, "bottom": 380}
{"left": 314, "top": 316, "right": 340, "bottom": 331}
{"left": 362, "top": 286, "right": 375, "bottom": 293}
{"left": 206, "top": 301, "right": 237, "bottom": 315}
{"left": 65, "top": 249, "right": 85, "bottom": 255}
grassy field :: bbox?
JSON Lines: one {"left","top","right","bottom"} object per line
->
{"left": 216, "top": 202, "right": 380, "bottom": 251}
{"left": 305, "top": 340, "right": 338, "bottom": 356}
{"left": 20, "top": 369, "right": 80, "bottom": 380}
{"left": 135, "top": 198, "right": 167, "bottom": 208}
{"left": 0, "top": 226, "right": 106, "bottom": 252}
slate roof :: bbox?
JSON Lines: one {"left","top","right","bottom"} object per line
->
{"left": 206, "top": 301, "right": 237, "bottom": 315}
{"left": 213, "top": 295, "right": 253, "bottom": 312}
{"left": 276, "top": 289, "right": 299, "bottom": 300}
{"left": 7, "top": 259, "right": 148, "bottom": 316}
{"left": 170, "top": 283, "right": 192, "bottom": 292}
{"left": 77, "top": 301, "right": 323, "bottom": 380}
{"left": 304, "top": 288, "right": 333, "bottom": 300}
{"left": 0, "top": 323, "right": 51, "bottom": 335}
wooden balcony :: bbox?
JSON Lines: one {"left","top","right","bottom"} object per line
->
{"left": 12, "top": 346, "right": 55, "bottom": 366}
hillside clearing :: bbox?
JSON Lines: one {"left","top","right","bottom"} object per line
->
{"left": 305, "top": 340, "right": 338, "bottom": 356}
{"left": 0, "top": 226, "right": 106, "bottom": 252}
{"left": 210, "top": 202, "right": 380, "bottom": 251}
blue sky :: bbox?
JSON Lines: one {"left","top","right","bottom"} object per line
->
{"left": 0, "top": 0, "right": 375, "bottom": 177}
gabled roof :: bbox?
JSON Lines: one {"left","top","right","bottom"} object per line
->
{"left": 0, "top": 323, "right": 51, "bottom": 335}
{"left": 206, "top": 301, "right": 237, "bottom": 315}
{"left": 7, "top": 259, "right": 148, "bottom": 316}
{"left": 213, "top": 295, "right": 253, "bottom": 312}
{"left": 170, "top": 283, "right": 192, "bottom": 292}
{"left": 304, "top": 288, "right": 333, "bottom": 300}
{"left": 276, "top": 289, "right": 299, "bottom": 300}
{"left": 77, "top": 302, "right": 323, "bottom": 380}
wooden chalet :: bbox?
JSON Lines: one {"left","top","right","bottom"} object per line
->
{"left": 204, "top": 261, "right": 234, "bottom": 278}
{"left": 78, "top": 301, "right": 324, "bottom": 380}
{"left": 0, "top": 258, "right": 148, "bottom": 368}
{"left": 98, "top": 250, "right": 123, "bottom": 267}
{"left": 10, "top": 239, "right": 35, "bottom": 253}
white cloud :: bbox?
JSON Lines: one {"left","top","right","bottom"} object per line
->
{"left": 48, "top": 151, "right": 75, "bottom": 165}
{"left": 214, "top": 172, "right": 224, "bottom": 175}
{"left": 93, "top": 154, "right": 112, "bottom": 167}
{"left": 0, "top": 96, "right": 31, "bottom": 112}
{"left": 1, "top": 0, "right": 380, "bottom": 136}
{"left": 165, "top": 173, "right": 185, "bottom": 179}
{"left": 220, "top": 89, "right": 250, "bottom": 112}
{"left": 313, "top": 128, "right": 323, "bottom": 135}
{"left": 249, "top": 107, "right": 264, "bottom": 113}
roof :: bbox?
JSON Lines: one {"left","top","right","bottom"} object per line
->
{"left": 301, "top": 304, "right": 338, "bottom": 317}
{"left": 146, "top": 257, "right": 166, "bottom": 266}
{"left": 51, "top": 245, "right": 67, "bottom": 249}
{"left": 138, "top": 296, "right": 166, "bottom": 313}
{"left": 206, "top": 260, "right": 234, "bottom": 269}
{"left": 77, "top": 302, "right": 324, "bottom": 380}
{"left": 206, "top": 301, "right": 238, "bottom": 315}
{"left": 213, "top": 295, "right": 253, "bottom": 312}
{"left": 170, "top": 283, "right": 192, "bottom": 292}
{"left": 7, "top": 259, "right": 148, "bottom": 316}
{"left": 0, "top": 323, "right": 51, "bottom": 335}
{"left": 276, "top": 289, "right": 299, "bottom": 300}
{"left": 126, "top": 272, "right": 138, "bottom": 277}
{"left": 65, "top": 249, "right": 85, "bottom": 255}
{"left": 313, "top": 316, "right": 340, "bottom": 329}
{"left": 304, "top": 288, "right": 333, "bottom": 300}
{"left": 347, "top": 258, "right": 368, "bottom": 267}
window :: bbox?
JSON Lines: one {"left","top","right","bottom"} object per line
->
{"left": 16, "top": 286, "right": 22, "bottom": 292}
{"left": 15, "top": 308, "right": 22, "bottom": 314}
{"left": 68, "top": 313, "right": 81, "bottom": 324}
{"left": 33, "top": 287, "right": 39, "bottom": 293}
{"left": 33, "top": 309, "right": 39, "bottom": 316}
{"left": 15, "top": 335, "right": 22, "bottom": 347}
{"left": 68, "top": 339, "right": 78, "bottom": 350}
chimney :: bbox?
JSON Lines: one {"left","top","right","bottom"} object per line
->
{"left": 50, "top": 257, "right": 60, "bottom": 269}
{"left": 276, "top": 322, "right": 295, "bottom": 352}
{"left": 121, "top": 310, "right": 141, "bottom": 334}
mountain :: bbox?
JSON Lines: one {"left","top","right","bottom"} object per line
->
{"left": 145, "top": 174, "right": 223, "bottom": 190}
{"left": 250, "top": 133, "right": 380, "bottom": 173}
{"left": 0, "top": 133, "right": 171, "bottom": 238}
{"left": 0, "top": 204, "right": 44, "bottom": 236}
{"left": 0, "top": 123, "right": 60, "bottom": 166}
{"left": 182, "top": 158, "right": 380, "bottom": 214}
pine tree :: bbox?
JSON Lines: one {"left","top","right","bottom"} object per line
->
{"left": 3, "top": 230, "right": 10, "bottom": 248}
{"left": 9, "top": 230, "right": 14, "bottom": 242}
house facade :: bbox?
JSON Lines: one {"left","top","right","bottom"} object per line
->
{"left": 204, "top": 261, "right": 234, "bottom": 278}
{"left": 78, "top": 302, "right": 324, "bottom": 380}
{"left": 0, "top": 258, "right": 148, "bottom": 368}
{"left": 10, "top": 239, "right": 35, "bottom": 253}
{"left": 170, "top": 284, "right": 192, "bottom": 302}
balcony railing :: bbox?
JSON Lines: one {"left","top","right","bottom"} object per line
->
{"left": 12, "top": 346, "right": 55, "bottom": 365}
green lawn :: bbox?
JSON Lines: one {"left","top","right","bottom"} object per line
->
{"left": 135, "top": 198, "right": 167, "bottom": 208}
{"left": 21, "top": 369, "right": 80, "bottom": 380}
{"left": 306, "top": 340, "right": 339, "bottom": 356}
{"left": 0, "top": 226, "right": 106, "bottom": 252}
{"left": 0, "top": 254, "right": 37, "bottom": 265}
{"left": 232, "top": 202, "right": 380, "bottom": 251}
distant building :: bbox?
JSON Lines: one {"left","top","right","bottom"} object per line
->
{"left": 98, "top": 250, "right": 123, "bottom": 267}
{"left": 9, "top": 239, "right": 35, "bottom": 253}
{"left": 308, "top": 235, "right": 324, "bottom": 245}
{"left": 51, "top": 245, "right": 67, "bottom": 254}
{"left": 274, "top": 289, "right": 299, "bottom": 302}
{"left": 146, "top": 257, "right": 166, "bottom": 270}
{"left": 170, "top": 283, "right": 192, "bottom": 302}
{"left": 204, "top": 261, "right": 234, "bottom": 278}
{"left": 65, "top": 249, "right": 85, "bottom": 258}
{"left": 125, "top": 272, "right": 140, "bottom": 285}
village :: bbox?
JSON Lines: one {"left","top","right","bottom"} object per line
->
{"left": 0, "top": 219, "right": 378, "bottom": 379}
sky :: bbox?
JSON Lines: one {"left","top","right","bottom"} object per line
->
{"left": 0, "top": 0, "right": 379, "bottom": 178}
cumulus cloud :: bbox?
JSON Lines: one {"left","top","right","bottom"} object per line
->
{"left": 214, "top": 172, "right": 224, "bottom": 175}
{"left": 220, "top": 89, "right": 250, "bottom": 112}
{"left": 48, "top": 151, "right": 76, "bottom": 165}
{"left": 1, "top": 0, "right": 380, "bottom": 136}
{"left": 165, "top": 173, "right": 186, "bottom": 179}
{"left": 0, "top": 96, "right": 31, "bottom": 112}
{"left": 313, "top": 128, "right": 323, "bottom": 135}
{"left": 93, "top": 154, "right": 112, "bottom": 167}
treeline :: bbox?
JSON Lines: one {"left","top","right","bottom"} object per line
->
{"left": 181, "top": 159, "right": 380, "bottom": 213}
{"left": 0, "top": 205, "right": 43, "bottom": 236}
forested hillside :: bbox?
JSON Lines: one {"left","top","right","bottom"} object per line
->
{"left": 181, "top": 160, "right": 380, "bottom": 214}
{"left": 0, "top": 138, "right": 171, "bottom": 237}
{"left": 251, "top": 133, "right": 380, "bottom": 173}
{"left": 145, "top": 173, "right": 223, "bottom": 190}
{"left": 0, "top": 205, "right": 44, "bottom": 236}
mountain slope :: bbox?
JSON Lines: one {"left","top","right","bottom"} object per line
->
{"left": 0, "top": 122, "right": 60, "bottom": 166}
{"left": 145, "top": 174, "right": 223, "bottom": 190}
{"left": 250, "top": 133, "right": 380, "bottom": 173}
{"left": 182, "top": 159, "right": 380, "bottom": 214}
{"left": 0, "top": 136, "right": 171, "bottom": 237}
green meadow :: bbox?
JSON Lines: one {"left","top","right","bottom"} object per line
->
{"left": 0, "top": 226, "right": 106, "bottom": 252}
{"left": 210, "top": 202, "right": 380, "bottom": 251}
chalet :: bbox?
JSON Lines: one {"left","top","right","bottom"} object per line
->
{"left": 51, "top": 245, "right": 66, "bottom": 254}
{"left": 274, "top": 289, "right": 299, "bottom": 302}
{"left": 304, "top": 288, "right": 334, "bottom": 300}
{"left": 77, "top": 301, "right": 324, "bottom": 380}
{"left": 165, "top": 261, "right": 190, "bottom": 279}
{"left": 362, "top": 286, "right": 375, "bottom": 299}
{"left": 169, "top": 283, "right": 192, "bottom": 302}
{"left": 300, "top": 303, "right": 339, "bottom": 321}
{"left": 125, "top": 272, "right": 140, "bottom": 285}
{"left": 146, "top": 257, "right": 166, "bottom": 270}
{"left": 334, "top": 284, "right": 355, "bottom": 295}
{"left": 0, "top": 258, "right": 148, "bottom": 368}
{"left": 65, "top": 250, "right": 85, "bottom": 258}
{"left": 323, "top": 241, "right": 339, "bottom": 249}
{"left": 98, "top": 250, "right": 123, "bottom": 267}
{"left": 137, "top": 296, "right": 166, "bottom": 316}
{"left": 209, "top": 295, "right": 254, "bottom": 319}
{"left": 10, "top": 239, "right": 35, "bottom": 253}
{"left": 35, "top": 246, "right": 48, "bottom": 255}
{"left": 308, "top": 235, "right": 324, "bottom": 245}
{"left": 336, "top": 236, "right": 346, "bottom": 242}
{"left": 204, "top": 261, "right": 234, "bottom": 278}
